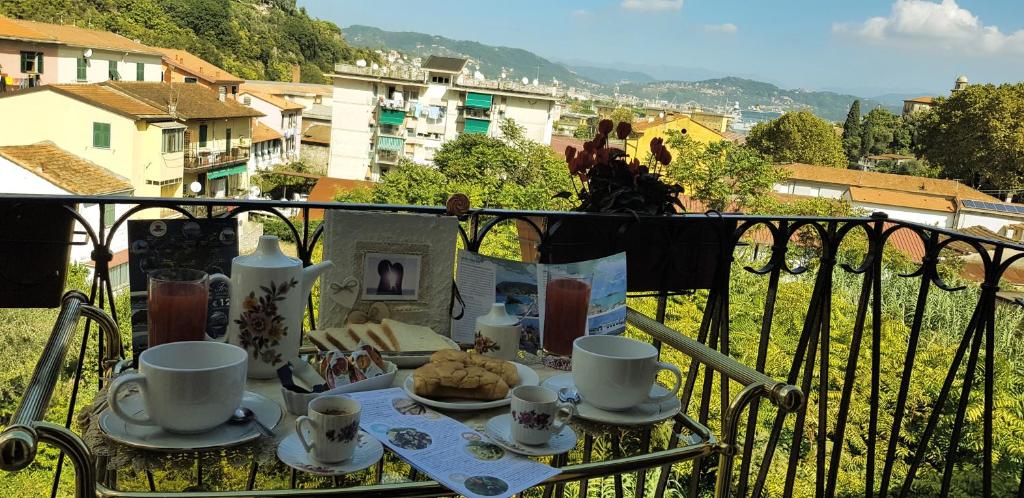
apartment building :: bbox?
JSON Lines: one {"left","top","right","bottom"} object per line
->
{"left": 241, "top": 80, "right": 332, "bottom": 128}
{"left": 0, "top": 15, "right": 162, "bottom": 88}
{"left": 239, "top": 90, "right": 304, "bottom": 171}
{"left": 327, "top": 55, "right": 559, "bottom": 181}
{"left": 154, "top": 47, "right": 244, "bottom": 98}
{"left": 108, "top": 82, "right": 263, "bottom": 198}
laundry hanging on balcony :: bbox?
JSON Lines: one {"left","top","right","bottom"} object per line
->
{"left": 377, "top": 136, "right": 404, "bottom": 152}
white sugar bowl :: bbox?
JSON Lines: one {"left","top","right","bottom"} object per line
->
{"left": 474, "top": 303, "right": 522, "bottom": 362}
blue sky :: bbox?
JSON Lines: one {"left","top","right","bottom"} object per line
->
{"left": 300, "top": 0, "right": 1024, "bottom": 96}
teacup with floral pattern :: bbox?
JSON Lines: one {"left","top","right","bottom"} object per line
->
{"left": 510, "top": 385, "right": 573, "bottom": 446}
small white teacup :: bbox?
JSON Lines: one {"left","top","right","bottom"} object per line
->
{"left": 510, "top": 385, "right": 573, "bottom": 446}
{"left": 295, "top": 396, "right": 361, "bottom": 463}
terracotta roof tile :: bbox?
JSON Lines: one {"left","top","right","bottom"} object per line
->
{"left": 107, "top": 82, "right": 263, "bottom": 120}
{"left": 0, "top": 141, "right": 132, "bottom": 195}
{"left": 904, "top": 96, "right": 935, "bottom": 104}
{"left": 154, "top": 47, "right": 242, "bottom": 84}
{"left": 780, "top": 163, "right": 998, "bottom": 202}
{"left": 301, "top": 124, "right": 331, "bottom": 145}
{"left": 46, "top": 84, "right": 169, "bottom": 119}
{"left": 847, "top": 186, "right": 957, "bottom": 213}
{"left": 548, "top": 135, "right": 585, "bottom": 157}
{"left": 241, "top": 90, "right": 304, "bottom": 111}
{"left": 0, "top": 15, "right": 160, "bottom": 55}
{"left": 307, "top": 177, "right": 374, "bottom": 220}
{"left": 252, "top": 122, "right": 282, "bottom": 143}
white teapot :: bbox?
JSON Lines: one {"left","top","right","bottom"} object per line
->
{"left": 226, "top": 235, "right": 333, "bottom": 378}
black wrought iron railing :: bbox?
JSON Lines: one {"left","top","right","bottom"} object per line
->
{"left": 1, "top": 194, "right": 1023, "bottom": 497}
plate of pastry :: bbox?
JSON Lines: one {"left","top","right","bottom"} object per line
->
{"left": 402, "top": 350, "right": 539, "bottom": 411}
{"left": 307, "top": 319, "right": 460, "bottom": 368}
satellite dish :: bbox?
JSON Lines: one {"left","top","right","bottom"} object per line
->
{"left": 473, "top": 71, "right": 484, "bottom": 80}
{"left": 521, "top": 77, "right": 529, "bottom": 85}
{"left": 188, "top": 181, "right": 202, "bottom": 194}
{"left": 248, "top": 185, "right": 262, "bottom": 198}
{"left": 533, "top": 78, "right": 539, "bottom": 86}
{"left": 371, "top": 63, "right": 379, "bottom": 70}
{"left": 355, "top": 59, "right": 367, "bottom": 67}
{"left": 83, "top": 48, "right": 93, "bottom": 59}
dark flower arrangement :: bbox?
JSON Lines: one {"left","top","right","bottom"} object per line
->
{"left": 560, "top": 119, "right": 683, "bottom": 215}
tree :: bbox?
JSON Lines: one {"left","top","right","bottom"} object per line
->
{"left": 609, "top": 107, "right": 634, "bottom": 126}
{"left": 665, "top": 132, "right": 784, "bottom": 211}
{"left": 746, "top": 110, "right": 847, "bottom": 168}
{"left": 841, "top": 100, "right": 862, "bottom": 162}
{"left": 915, "top": 83, "right": 1024, "bottom": 191}
{"left": 860, "top": 107, "right": 902, "bottom": 156}
{"left": 873, "top": 158, "right": 940, "bottom": 178}
{"left": 337, "top": 119, "right": 572, "bottom": 211}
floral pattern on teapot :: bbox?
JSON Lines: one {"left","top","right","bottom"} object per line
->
{"left": 235, "top": 277, "right": 298, "bottom": 366}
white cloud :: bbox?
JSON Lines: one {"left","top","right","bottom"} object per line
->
{"left": 570, "top": 9, "right": 590, "bottom": 18}
{"left": 621, "top": 0, "right": 683, "bottom": 12}
{"left": 833, "top": 0, "right": 1024, "bottom": 55}
{"left": 704, "top": 23, "right": 738, "bottom": 34}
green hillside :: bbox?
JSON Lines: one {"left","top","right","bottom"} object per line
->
{"left": 0, "top": 0, "right": 378, "bottom": 83}
{"left": 619, "top": 77, "right": 895, "bottom": 121}
{"left": 344, "top": 24, "right": 598, "bottom": 89}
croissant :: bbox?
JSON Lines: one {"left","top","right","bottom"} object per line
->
{"left": 430, "top": 350, "right": 520, "bottom": 387}
{"left": 412, "top": 360, "right": 509, "bottom": 400}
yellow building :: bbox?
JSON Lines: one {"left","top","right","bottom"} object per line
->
{"left": 0, "top": 83, "right": 184, "bottom": 198}
{"left": 628, "top": 115, "right": 725, "bottom": 160}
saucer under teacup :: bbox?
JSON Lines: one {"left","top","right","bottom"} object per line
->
{"left": 99, "top": 390, "right": 281, "bottom": 451}
{"left": 541, "top": 373, "right": 680, "bottom": 426}
{"left": 277, "top": 430, "right": 383, "bottom": 476}
{"left": 484, "top": 413, "right": 577, "bottom": 457}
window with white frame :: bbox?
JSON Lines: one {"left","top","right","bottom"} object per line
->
{"left": 161, "top": 128, "right": 184, "bottom": 153}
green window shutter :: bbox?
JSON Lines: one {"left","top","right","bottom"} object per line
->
{"left": 20, "top": 52, "right": 28, "bottom": 72}
{"left": 136, "top": 62, "right": 144, "bottom": 81}
{"left": 465, "top": 92, "right": 493, "bottom": 109}
{"left": 199, "top": 124, "right": 208, "bottom": 147}
{"left": 377, "top": 136, "right": 404, "bottom": 152}
{"left": 226, "top": 128, "right": 232, "bottom": 153}
{"left": 464, "top": 118, "right": 490, "bottom": 135}
{"left": 77, "top": 58, "right": 87, "bottom": 80}
{"left": 92, "top": 123, "right": 111, "bottom": 148}
{"left": 379, "top": 109, "right": 406, "bottom": 126}
{"left": 108, "top": 60, "right": 119, "bottom": 80}
{"left": 36, "top": 53, "right": 42, "bottom": 74}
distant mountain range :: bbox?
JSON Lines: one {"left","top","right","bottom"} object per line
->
{"left": 342, "top": 25, "right": 899, "bottom": 122}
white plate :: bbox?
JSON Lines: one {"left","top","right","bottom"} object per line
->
{"left": 277, "top": 430, "right": 383, "bottom": 476}
{"left": 402, "top": 363, "right": 540, "bottom": 411}
{"left": 484, "top": 414, "right": 577, "bottom": 457}
{"left": 99, "top": 391, "right": 282, "bottom": 452}
{"left": 541, "top": 374, "right": 681, "bottom": 426}
{"left": 385, "top": 337, "right": 462, "bottom": 368}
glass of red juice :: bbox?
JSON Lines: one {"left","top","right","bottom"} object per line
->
{"left": 542, "top": 272, "right": 592, "bottom": 359}
{"left": 147, "top": 268, "right": 210, "bottom": 347}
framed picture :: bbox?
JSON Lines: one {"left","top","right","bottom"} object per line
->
{"left": 362, "top": 252, "right": 422, "bottom": 301}
{"left": 319, "top": 211, "right": 458, "bottom": 337}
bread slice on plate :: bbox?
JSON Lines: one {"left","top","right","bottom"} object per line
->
{"left": 306, "top": 319, "right": 456, "bottom": 353}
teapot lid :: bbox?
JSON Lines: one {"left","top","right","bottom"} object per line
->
{"left": 477, "top": 302, "right": 519, "bottom": 327}
{"left": 235, "top": 235, "right": 300, "bottom": 269}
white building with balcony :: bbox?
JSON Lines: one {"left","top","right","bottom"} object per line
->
{"left": 239, "top": 90, "right": 303, "bottom": 173}
{"left": 327, "top": 56, "right": 560, "bottom": 181}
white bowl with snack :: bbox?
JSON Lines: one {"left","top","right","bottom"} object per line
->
{"left": 401, "top": 350, "right": 539, "bottom": 411}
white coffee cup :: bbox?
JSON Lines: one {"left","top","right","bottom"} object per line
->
{"left": 295, "top": 396, "right": 361, "bottom": 463}
{"left": 571, "top": 335, "right": 682, "bottom": 411}
{"left": 510, "top": 385, "right": 573, "bottom": 446}
{"left": 107, "top": 341, "right": 247, "bottom": 433}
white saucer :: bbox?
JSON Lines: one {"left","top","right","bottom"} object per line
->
{"left": 277, "top": 430, "right": 383, "bottom": 476}
{"left": 484, "top": 414, "right": 577, "bottom": 456}
{"left": 541, "top": 374, "right": 681, "bottom": 426}
{"left": 99, "top": 391, "right": 282, "bottom": 452}
{"left": 402, "top": 363, "right": 539, "bottom": 412}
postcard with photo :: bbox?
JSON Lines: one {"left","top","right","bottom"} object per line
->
{"left": 362, "top": 252, "right": 422, "bottom": 301}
